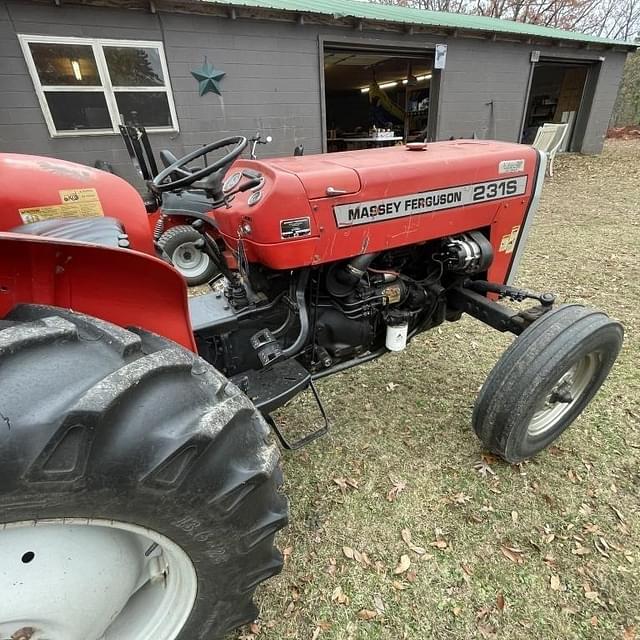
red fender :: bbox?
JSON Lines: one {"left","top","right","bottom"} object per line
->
{"left": 0, "top": 234, "right": 196, "bottom": 351}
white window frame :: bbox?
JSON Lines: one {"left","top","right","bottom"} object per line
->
{"left": 18, "top": 34, "right": 179, "bottom": 138}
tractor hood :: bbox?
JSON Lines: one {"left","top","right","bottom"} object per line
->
{"left": 261, "top": 155, "right": 361, "bottom": 199}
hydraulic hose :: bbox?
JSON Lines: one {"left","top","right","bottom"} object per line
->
{"left": 280, "top": 269, "right": 311, "bottom": 358}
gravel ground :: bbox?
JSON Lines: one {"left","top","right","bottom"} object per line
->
{"left": 234, "top": 140, "right": 640, "bottom": 640}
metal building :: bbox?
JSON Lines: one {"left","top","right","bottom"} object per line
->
{"left": 0, "top": 0, "right": 635, "bottom": 184}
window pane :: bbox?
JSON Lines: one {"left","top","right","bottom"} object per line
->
{"left": 45, "top": 91, "right": 112, "bottom": 131}
{"left": 104, "top": 47, "right": 164, "bottom": 86}
{"left": 29, "top": 43, "right": 100, "bottom": 86}
{"left": 115, "top": 91, "right": 172, "bottom": 128}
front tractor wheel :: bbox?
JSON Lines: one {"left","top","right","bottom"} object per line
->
{"left": 0, "top": 306, "right": 288, "bottom": 640}
{"left": 158, "top": 224, "right": 219, "bottom": 286}
{"left": 473, "top": 304, "right": 623, "bottom": 463}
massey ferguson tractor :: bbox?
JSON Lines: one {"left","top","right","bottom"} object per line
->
{"left": 0, "top": 138, "right": 623, "bottom": 640}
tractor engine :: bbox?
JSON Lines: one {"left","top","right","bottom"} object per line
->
{"left": 310, "top": 233, "right": 492, "bottom": 367}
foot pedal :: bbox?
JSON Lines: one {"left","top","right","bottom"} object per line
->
{"left": 250, "top": 328, "right": 276, "bottom": 349}
{"left": 250, "top": 329, "right": 283, "bottom": 366}
{"left": 265, "top": 381, "right": 329, "bottom": 450}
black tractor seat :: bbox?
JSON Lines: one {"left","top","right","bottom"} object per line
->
{"left": 11, "top": 216, "right": 128, "bottom": 248}
{"left": 161, "top": 190, "right": 215, "bottom": 217}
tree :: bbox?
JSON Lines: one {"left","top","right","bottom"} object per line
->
{"left": 369, "top": 0, "right": 640, "bottom": 40}
{"left": 612, "top": 49, "right": 640, "bottom": 125}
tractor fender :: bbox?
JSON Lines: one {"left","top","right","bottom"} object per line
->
{"left": 0, "top": 233, "right": 196, "bottom": 351}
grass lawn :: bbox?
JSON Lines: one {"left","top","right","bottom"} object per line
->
{"left": 236, "top": 140, "right": 640, "bottom": 640}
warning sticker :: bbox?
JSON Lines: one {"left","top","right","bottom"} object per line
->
{"left": 499, "top": 225, "right": 521, "bottom": 253}
{"left": 18, "top": 187, "right": 104, "bottom": 224}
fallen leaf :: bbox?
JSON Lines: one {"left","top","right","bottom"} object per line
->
{"left": 474, "top": 459, "right": 496, "bottom": 477}
{"left": 373, "top": 594, "right": 385, "bottom": 614}
{"left": 573, "top": 543, "right": 591, "bottom": 556}
{"left": 342, "top": 546, "right": 354, "bottom": 560}
{"left": 496, "top": 592, "right": 505, "bottom": 612}
{"left": 394, "top": 554, "right": 411, "bottom": 575}
{"left": 512, "top": 511, "right": 519, "bottom": 523}
{"left": 550, "top": 575, "right": 561, "bottom": 591}
{"left": 406, "top": 570, "right": 417, "bottom": 583}
{"left": 590, "top": 616, "right": 599, "bottom": 626}
{"left": 452, "top": 606, "right": 462, "bottom": 617}
{"left": 561, "top": 606, "right": 578, "bottom": 616}
{"left": 623, "top": 626, "right": 636, "bottom": 640}
{"left": 331, "top": 586, "right": 349, "bottom": 605}
{"left": 249, "top": 622, "right": 261, "bottom": 635}
{"left": 611, "top": 505, "right": 626, "bottom": 523}
{"left": 385, "top": 382, "right": 398, "bottom": 391}
{"left": 501, "top": 546, "right": 524, "bottom": 564}
{"left": 430, "top": 539, "right": 448, "bottom": 549}
{"left": 476, "top": 607, "right": 491, "bottom": 621}
{"left": 401, "top": 528, "right": 426, "bottom": 555}
{"left": 357, "top": 609, "right": 377, "bottom": 621}
{"left": 595, "top": 537, "right": 610, "bottom": 558}
{"left": 387, "top": 478, "right": 407, "bottom": 502}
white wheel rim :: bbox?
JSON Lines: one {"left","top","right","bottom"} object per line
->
{"left": 527, "top": 351, "right": 601, "bottom": 438}
{"left": 0, "top": 518, "right": 197, "bottom": 640}
{"left": 171, "top": 242, "right": 211, "bottom": 279}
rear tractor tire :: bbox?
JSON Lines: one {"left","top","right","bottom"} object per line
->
{"left": 0, "top": 305, "right": 288, "bottom": 640}
{"left": 158, "top": 224, "right": 219, "bottom": 286}
{"left": 473, "top": 304, "right": 623, "bottom": 463}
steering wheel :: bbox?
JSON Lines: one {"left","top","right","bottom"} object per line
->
{"left": 151, "top": 136, "right": 247, "bottom": 192}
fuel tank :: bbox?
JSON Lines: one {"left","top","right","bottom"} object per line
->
{"left": 0, "top": 153, "right": 154, "bottom": 254}
{"left": 215, "top": 140, "right": 543, "bottom": 284}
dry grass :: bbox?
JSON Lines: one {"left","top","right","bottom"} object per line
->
{"left": 235, "top": 140, "right": 640, "bottom": 640}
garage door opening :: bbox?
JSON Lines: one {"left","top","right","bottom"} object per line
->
{"left": 323, "top": 47, "right": 435, "bottom": 152}
{"left": 521, "top": 61, "right": 591, "bottom": 151}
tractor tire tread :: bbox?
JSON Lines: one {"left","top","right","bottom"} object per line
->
{"left": 0, "top": 304, "right": 287, "bottom": 640}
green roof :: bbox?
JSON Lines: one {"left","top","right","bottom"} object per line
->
{"left": 203, "top": 0, "right": 636, "bottom": 47}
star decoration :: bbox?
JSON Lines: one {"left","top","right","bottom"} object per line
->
{"left": 191, "top": 61, "right": 226, "bottom": 96}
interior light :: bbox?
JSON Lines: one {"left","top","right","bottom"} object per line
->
{"left": 360, "top": 74, "right": 431, "bottom": 93}
{"left": 71, "top": 59, "right": 82, "bottom": 81}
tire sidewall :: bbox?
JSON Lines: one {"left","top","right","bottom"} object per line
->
{"left": 501, "top": 323, "right": 621, "bottom": 461}
{"left": 159, "top": 227, "right": 218, "bottom": 286}
{"left": 0, "top": 489, "right": 256, "bottom": 638}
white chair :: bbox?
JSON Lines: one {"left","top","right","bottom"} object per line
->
{"left": 531, "top": 123, "right": 569, "bottom": 177}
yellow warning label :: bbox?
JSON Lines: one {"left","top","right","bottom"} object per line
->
{"left": 59, "top": 188, "right": 101, "bottom": 205}
{"left": 499, "top": 225, "right": 521, "bottom": 254}
{"left": 18, "top": 188, "right": 104, "bottom": 224}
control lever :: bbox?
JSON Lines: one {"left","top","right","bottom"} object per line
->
{"left": 190, "top": 219, "right": 235, "bottom": 282}
{"left": 465, "top": 279, "right": 555, "bottom": 306}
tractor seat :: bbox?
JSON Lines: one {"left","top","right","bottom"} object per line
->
{"left": 161, "top": 190, "right": 214, "bottom": 217}
{"left": 11, "top": 216, "right": 127, "bottom": 248}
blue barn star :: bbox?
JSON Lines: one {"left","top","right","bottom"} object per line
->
{"left": 191, "top": 62, "right": 226, "bottom": 96}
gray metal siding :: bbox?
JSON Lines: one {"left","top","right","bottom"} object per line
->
{"left": 437, "top": 38, "right": 627, "bottom": 152}
{"left": 0, "top": 0, "right": 628, "bottom": 187}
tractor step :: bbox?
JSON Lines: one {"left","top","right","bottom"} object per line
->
{"left": 231, "top": 359, "right": 329, "bottom": 450}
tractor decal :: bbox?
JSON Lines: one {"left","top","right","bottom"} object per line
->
{"left": 333, "top": 175, "right": 528, "bottom": 227}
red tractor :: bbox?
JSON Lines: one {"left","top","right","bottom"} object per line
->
{"left": 0, "top": 138, "right": 622, "bottom": 640}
